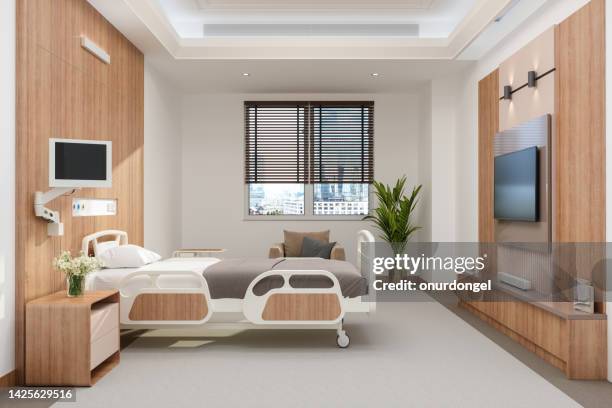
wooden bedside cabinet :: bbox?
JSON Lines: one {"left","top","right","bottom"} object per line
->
{"left": 26, "top": 290, "right": 120, "bottom": 386}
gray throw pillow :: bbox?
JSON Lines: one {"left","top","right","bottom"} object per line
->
{"left": 300, "top": 236, "right": 336, "bottom": 259}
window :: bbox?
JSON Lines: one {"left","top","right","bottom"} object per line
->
{"left": 313, "top": 183, "right": 369, "bottom": 216}
{"left": 248, "top": 184, "right": 304, "bottom": 215}
{"left": 245, "top": 101, "right": 374, "bottom": 218}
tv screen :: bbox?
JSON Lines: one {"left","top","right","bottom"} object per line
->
{"left": 49, "top": 139, "right": 112, "bottom": 188}
{"left": 494, "top": 146, "right": 538, "bottom": 222}
{"left": 55, "top": 142, "right": 107, "bottom": 181}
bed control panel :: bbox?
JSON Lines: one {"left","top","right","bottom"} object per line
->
{"left": 72, "top": 198, "right": 117, "bottom": 217}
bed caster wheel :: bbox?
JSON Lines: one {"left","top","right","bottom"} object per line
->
{"left": 336, "top": 332, "right": 350, "bottom": 348}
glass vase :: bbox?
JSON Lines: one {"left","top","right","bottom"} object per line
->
{"left": 67, "top": 274, "right": 85, "bottom": 297}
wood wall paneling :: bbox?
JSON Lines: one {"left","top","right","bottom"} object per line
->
{"left": 460, "top": 300, "right": 607, "bottom": 379}
{"left": 459, "top": 301, "right": 567, "bottom": 372}
{"left": 16, "top": 0, "right": 144, "bottom": 384}
{"left": 0, "top": 371, "right": 17, "bottom": 388}
{"left": 478, "top": 70, "right": 498, "bottom": 242}
{"left": 567, "top": 319, "right": 608, "bottom": 379}
{"left": 554, "top": 0, "right": 606, "bottom": 243}
{"left": 473, "top": 0, "right": 607, "bottom": 380}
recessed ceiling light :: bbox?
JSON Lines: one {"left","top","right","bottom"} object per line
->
{"left": 242, "top": 72, "right": 250, "bottom": 76}
{"left": 371, "top": 73, "right": 380, "bottom": 77}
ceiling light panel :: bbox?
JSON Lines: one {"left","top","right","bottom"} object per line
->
{"left": 194, "top": 0, "right": 434, "bottom": 10}
{"left": 203, "top": 23, "right": 420, "bottom": 37}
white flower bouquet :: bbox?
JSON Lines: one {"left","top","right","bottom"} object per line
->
{"left": 53, "top": 251, "right": 103, "bottom": 297}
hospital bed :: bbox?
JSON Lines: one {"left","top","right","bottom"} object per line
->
{"left": 83, "top": 230, "right": 376, "bottom": 348}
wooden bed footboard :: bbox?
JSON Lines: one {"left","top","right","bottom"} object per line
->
{"left": 128, "top": 293, "right": 209, "bottom": 321}
{"left": 119, "top": 269, "right": 213, "bottom": 325}
{"left": 244, "top": 270, "right": 345, "bottom": 324}
{"left": 262, "top": 294, "right": 341, "bottom": 321}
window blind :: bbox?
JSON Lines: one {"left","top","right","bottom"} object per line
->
{"left": 311, "top": 102, "right": 374, "bottom": 183}
{"left": 244, "top": 101, "right": 374, "bottom": 184}
{"left": 245, "top": 102, "right": 308, "bottom": 183}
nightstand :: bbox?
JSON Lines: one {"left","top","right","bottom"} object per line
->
{"left": 25, "top": 290, "right": 120, "bottom": 386}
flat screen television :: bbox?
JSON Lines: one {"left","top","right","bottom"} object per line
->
{"left": 49, "top": 138, "right": 112, "bottom": 188}
{"left": 494, "top": 146, "right": 538, "bottom": 222}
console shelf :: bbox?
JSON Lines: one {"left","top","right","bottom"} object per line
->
{"left": 459, "top": 296, "right": 606, "bottom": 379}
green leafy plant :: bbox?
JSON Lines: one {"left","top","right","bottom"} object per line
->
{"left": 363, "top": 176, "right": 422, "bottom": 254}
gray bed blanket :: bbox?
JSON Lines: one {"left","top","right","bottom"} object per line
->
{"left": 202, "top": 258, "right": 367, "bottom": 299}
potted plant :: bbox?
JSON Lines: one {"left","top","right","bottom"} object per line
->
{"left": 363, "top": 176, "right": 422, "bottom": 280}
{"left": 53, "top": 251, "right": 103, "bottom": 297}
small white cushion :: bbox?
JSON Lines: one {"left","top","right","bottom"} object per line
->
{"left": 98, "top": 244, "right": 161, "bottom": 268}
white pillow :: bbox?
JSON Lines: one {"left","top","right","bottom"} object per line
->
{"left": 98, "top": 244, "right": 161, "bottom": 268}
{"left": 95, "top": 241, "right": 119, "bottom": 256}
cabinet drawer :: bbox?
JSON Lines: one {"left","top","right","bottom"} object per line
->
{"left": 91, "top": 330, "right": 119, "bottom": 370}
{"left": 91, "top": 303, "right": 118, "bottom": 341}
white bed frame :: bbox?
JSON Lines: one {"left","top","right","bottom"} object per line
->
{"left": 82, "top": 230, "right": 375, "bottom": 348}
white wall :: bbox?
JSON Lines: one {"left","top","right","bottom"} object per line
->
{"left": 606, "top": 0, "right": 612, "bottom": 384}
{"left": 0, "top": 0, "right": 16, "bottom": 378}
{"left": 417, "top": 85, "right": 433, "bottom": 242}
{"left": 144, "top": 62, "right": 182, "bottom": 257}
{"left": 430, "top": 77, "right": 461, "bottom": 241}
{"left": 450, "top": 0, "right": 591, "bottom": 242}
{"left": 181, "top": 91, "right": 431, "bottom": 263}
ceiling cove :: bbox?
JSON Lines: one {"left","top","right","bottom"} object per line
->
{"left": 90, "top": 0, "right": 514, "bottom": 60}
{"left": 192, "top": 0, "right": 436, "bottom": 10}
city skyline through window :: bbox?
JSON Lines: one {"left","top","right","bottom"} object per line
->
{"left": 248, "top": 183, "right": 369, "bottom": 216}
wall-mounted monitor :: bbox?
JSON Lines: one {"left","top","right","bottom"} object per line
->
{"left": 494, "top": 146, "right": 539, "bottom": 222}
{"left": 49, "top": 138, "right": 112, "bottom": 188}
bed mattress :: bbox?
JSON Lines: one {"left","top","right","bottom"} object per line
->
{"left": 86, "top": 257, "right": 367, "bottom": 299}
{"left": 203, "top": 258, "right": 368, "bottom": 299}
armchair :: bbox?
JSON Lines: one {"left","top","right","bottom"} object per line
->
{"left": 268, "top": 230, "right": 346, "bottom": 261}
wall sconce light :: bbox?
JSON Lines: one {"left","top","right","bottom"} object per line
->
{"left": 528, "top": 70, "right": 537, "bottom": 88}
{"left": 80, "top": 35, "right": 111, "bottom": 64}
{"left": 503, "top": 85, "right": 512, "bottom": 100}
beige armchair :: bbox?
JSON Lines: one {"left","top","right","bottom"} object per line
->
{"left": 268, "top": 230, "right": 346, "bottom": 261}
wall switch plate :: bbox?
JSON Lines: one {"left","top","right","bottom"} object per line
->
{"left": 72, "top": 199, "right": 117, "bottom": 217}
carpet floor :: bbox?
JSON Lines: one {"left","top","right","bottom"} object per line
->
{"left": 52, "top": 295, "right": 582, "bottom": 408}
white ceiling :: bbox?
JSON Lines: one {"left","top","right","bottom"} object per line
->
{"left": 458, "top": 0, "right": 547, "bottom": 60}
{"left": 193, "top": 0, "right": 435, "bottom": 10}
{"left": 157, "top": 0, "right": 476, "bottom": 38}
{"left": 146, "top": 58, "right": 473, "bottom": 94}
{"left": 90, "top": 0, "right": 518, "bottom": 60}
{"left": 85, "top": 0, "right": 550, "bottom": 94}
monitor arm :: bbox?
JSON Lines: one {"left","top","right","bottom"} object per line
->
{"left": 34, "top": 188, "right": 78, "bottom": 236}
